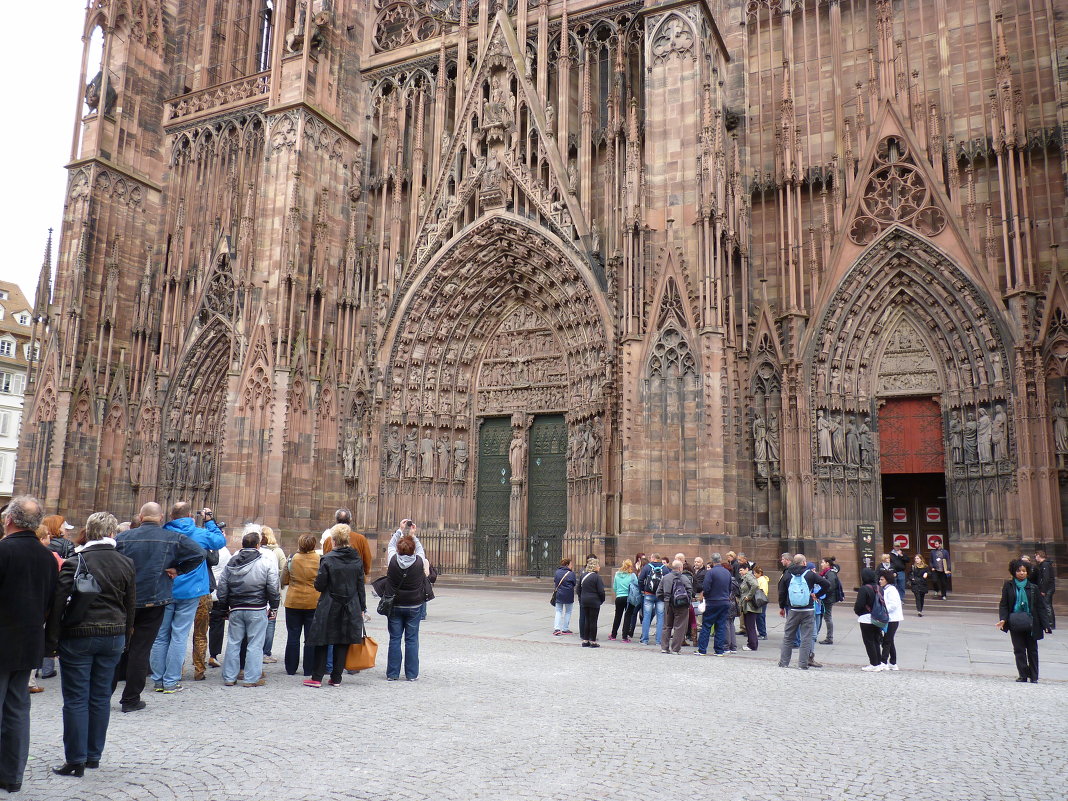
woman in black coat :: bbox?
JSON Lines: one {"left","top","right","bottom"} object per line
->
{"left": 45, "top": 512, "right": 136, "bottom": 777}
{"left": 304, "top": 525, "right": 366, "bottom": 688}
{"left": 996, "top": 559, "right": 1050, "bottom": 683}
{"left": 908, "top": 555, "right": 930, "bottom": 616}
{"left": 576, "top": 558, "right": 606, "bottom": 647}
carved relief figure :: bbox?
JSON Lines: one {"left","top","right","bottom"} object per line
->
{"left": 845, "top": 416, "right": 860, "bottom": 465}
{"left": 832, "top": 413, "right": 846, "bottom": 464}
{"left": 767, "top": 413, "right": 781, "bottom": 469}
{"left": 403, "top": 428, "right": 419, "bottom": 478}
{"left": 753, "top": 414, "right": 769, "bottom": 477}
{"left": 962, "top": 412, "right": 979, "bottom": 465}
{"left": 817, "top": 409, "right": 835, "bottom": 463}
{"left": 991, "top": 404, "right": 1008, "bottom": 462}
{"left": 436, "top": 434, "right": 451, "bottom": 480}
{"left": 949, "top": 414, "right": 963, "bottom": 464}
{"left": 1053, "top": 401, "right": 1068, "bottom": 463}
{"left": 420, "top": 430, "right": 436, "bottom": 479}
{"left": 509, "top": 429, "right": 526, "bottom": 480}
{"left": 200, "top": 450, "right": 214, "bottom": 488}
{"left": 976, "top": 407, "right": 993, "bottom": 464}
{"left": 385, "top": 426, "right": 402, "bottom": 479}
{"left": 857, "top": 415, "right": 872, "bottom": 467}
{"left": 453, "top": 438, "right": 469, "bottom": 481}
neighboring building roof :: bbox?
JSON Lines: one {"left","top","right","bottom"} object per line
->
{"left": 0, "top": 281, "right": 33, "bottom": 371}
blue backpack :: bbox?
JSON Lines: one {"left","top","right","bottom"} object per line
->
{"left": 869, "top": 586, "right": 890, "bottom": 629}
{"left": 787, "top": 570, "right": 812, "bottom": 607}
{"left": 627, "top": 575, "right": 641, "bottom": 606}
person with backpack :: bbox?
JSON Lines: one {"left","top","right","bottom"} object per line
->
{"left": 777, "top": 554, "right": 831, "bottom": 670}
{"left": 879, "top": 571, "right": 904, "bottom": 670}
{"left": 552, "top": 558, "right": 578, "bottom": 636}
{"left": 655, "top": 560, "right": 693, "bottom": 654}
{"left": 736, "top": 563, "right": 761, "bottom": 651}
{"left": 576, "top": 558, "right": 606, "bottom": 648}
{"left": 610, "top": 559, "right": 638, "bottom": 641}
{"left": 636, "top": 553, "right": 668, "bottom": 646}
{"left": 817, "top": 557, "right": 842, "bottom": 644}
{"left": 854, "top": 568, "right": 887, "bottom": 671}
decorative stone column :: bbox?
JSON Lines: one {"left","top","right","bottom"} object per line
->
{"left": 508, "top": 414, "right": 528, "bottom": 574}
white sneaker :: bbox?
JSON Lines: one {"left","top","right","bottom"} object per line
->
{"left": 876, "top": 663, "right": 890, "bottom": 672}
{"left": 888, "top": 664, "right": 899, "bottom": 671}
{"left": 861, "top": 665, "right": 878, "bottom": 671}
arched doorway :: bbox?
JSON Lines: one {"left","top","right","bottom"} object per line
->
{"left": 806, "top": 228, "right": 1016, "bottom": 564}
{"left": 379, "top": 213, "right": 613, "bottom": 575}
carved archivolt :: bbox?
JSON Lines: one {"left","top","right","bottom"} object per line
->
{"left": 382, "top": 214, "right": 611, "bottom": 495}
{"left": 808, "top": 228, "right": 1014, "bottom": 486}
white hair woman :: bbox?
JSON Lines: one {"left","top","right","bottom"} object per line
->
{"left": 44, "top": 512, "right": 136, "bottom": 777}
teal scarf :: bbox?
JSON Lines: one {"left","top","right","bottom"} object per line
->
{"left": 1012, "top": 578, "right": 1030, "bottom": 614}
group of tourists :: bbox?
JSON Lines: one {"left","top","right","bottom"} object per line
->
{"left": 0, "top": 498, "right": 433, "bottom": 794}
{"left": 551, "top": 546, "right": 1057, "bottom": 682}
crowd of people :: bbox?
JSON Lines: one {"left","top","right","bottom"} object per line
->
{"left": 0, "top": 499, "right": 434, "bottom": 794}
{"left": 552, "top": 547, "right": 1057, "bottom": 680}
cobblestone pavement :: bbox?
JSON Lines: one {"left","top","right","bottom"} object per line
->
{"left": 21, "top": 589, "right": 1068, "bottom": 801}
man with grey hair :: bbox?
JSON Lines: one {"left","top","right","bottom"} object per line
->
{"left": 656, "top": 559, "right": 693, "bottom": 653}
{"left": 321, "top": 509, "right": 373, "bottom": 576}
{"left": 777, "top": 554, "right": 831, "bottom": 670}
{"left": 0, "top": 495, "right": 56, "bottom": 793}
{"left": 218, "top": 528, "right": 280, "bottom": 687}
{"left": 114, "top": 501, "right": 206, "bottom": 712}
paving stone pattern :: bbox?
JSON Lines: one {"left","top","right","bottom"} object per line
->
{"left": 22, "top": 589, "right": 1068, "bottom": 801}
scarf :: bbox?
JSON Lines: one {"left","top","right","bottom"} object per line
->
{"left": 820, "top": 567, "right": 832, "bottom": 577}
{"left": 75, "top": 537, "right": 117, "bottom": 553}
{"left": 1012, "top": 578, "right": 1030, "bottom": 614}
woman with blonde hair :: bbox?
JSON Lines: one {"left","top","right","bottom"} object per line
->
{"left": 304, "top": 524, "right": 366, "bottom": 687}
{"left": 610, "top": 559, "right": 638, "bottom": 642}
{"left": 282, "top": 533, "right": 320, "bottom": 676}
{"left": 259, "top": 526, "right": 286, "bottom": 663}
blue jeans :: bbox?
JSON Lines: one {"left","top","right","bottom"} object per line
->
{"left": 150, "top": 596, "right": 199, "bottom": 687}
{"left": 895, "top": 571, "right": 907, "bottom": 600}
{"left": 554, "top": 602, "right": 573, "bottom": 632}
{"left": 223, "top": 609, "right": 268, "bottom": 684}
{"left": 264, "top": 618, "right": 277, "bottom": 656}
{"left": 58, "top": 635, "right": 124, "bottom": 765}
{"left": 387, "top": 606, "right": 422, "bottom": 680}
{"left": 640, "top": 595, "right": 665, "bottom": 644}
{"left": 698, "top": 602, "right": 730, "bottom": 654}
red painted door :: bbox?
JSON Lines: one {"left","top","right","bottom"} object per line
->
{"left": 878, "top": 397, "right": 945, "bottom": 474}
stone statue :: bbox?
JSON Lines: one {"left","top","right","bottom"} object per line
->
{"left": 767, "top": 412, "right": 781, "bottom": 468}
{"left": 189, "top": 450, "right": 202, "bottom": 488}
{"left": 829, "top": 367, "right": 842, "bottom": 394}
{"left": 509, "top": 430, "right": 526, "bottom": 480}
{"left": 567, "top": 159, "right": 578, "bottom": 194}
{"left": 1053, "top": 401, "right": 1068, "bottom": 460}
{"left": 962, "top": 412, "right": 978, "bottom": 464}
{"left": 420, "top": 430, "right": 436, "bottom": 478}
{"left": 84, "top": 70, "right": 117, "bottom": 115}
{"left": 453, "top": 438, "right": 469, "bottom": 481}
{"left": 176, "top": 445, "right": 189, "bottom": 487}
{"left": 990, "top": 351, "right": 1004, "bottom": 383}
{"left": 857, "top": 414, "right": 872, "bottom": 467}
{"left": 817, "top": 409, "right": 835, "bottom": 463}
{"left": 845, "top": 415, "right": 860, "bottom": 465}
{"left": 544, "top": 103, "right": 555, "bottom": 132}
{"left": 386, "top": 426, "right": 402, "bottom": 479}
{"left": 753, "top": 414, "right": 769, "bottom": 476}
{"left": 991, "top": 404, "right": 1008, "bottom": 462}
{"left": 976, "top": 407, "right": 993, "bottom": 464}
{"left": 403, "top": 428, "right": 419, "bottom": 479}
{"left": 437, "top": 434, "right": 451, "bottom": 480}
{"left": 200, "top": 450, "right": 214, "bottom": 488}
{"left": 832, "top": 412, "right": 846, "bottom": 464}
{"left": 343, "top": 438, "right": 356, "bottom": 480}
{"left": 949, "top": 414, "right": 963, "bottom": 464}
{"left": 349, "top": 149, "right": 364, "bottom": 202}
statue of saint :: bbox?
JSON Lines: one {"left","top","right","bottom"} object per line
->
{"left": 976, "top": 407, "right": 993, "bottom": 464}
{"left": 386, "top": 426, "right": 403, "bottom": 479}
{"left": 509, "top": 430, "right": 526, "bottom": 480}
{"left": 991, "top": 405, "right": 1008, "bottom": 462}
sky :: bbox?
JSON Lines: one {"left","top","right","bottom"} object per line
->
{"left": 0, "top": 4, "right": 86, "bottom": 305}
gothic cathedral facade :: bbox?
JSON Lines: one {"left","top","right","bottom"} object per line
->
{"left": 19, "top": 0, "right": 1068, "bottom": 589}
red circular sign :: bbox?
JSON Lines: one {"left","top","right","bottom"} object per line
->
{"left": 892, "top": 534, "right": 910, "bottom": 550}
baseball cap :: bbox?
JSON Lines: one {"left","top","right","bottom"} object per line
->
{"left": 62, "top": 522, "right": 75, "bottom": 530}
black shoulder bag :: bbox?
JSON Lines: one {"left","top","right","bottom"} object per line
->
{"left": 62, "top": 553, "right": 104, "bottom": 627}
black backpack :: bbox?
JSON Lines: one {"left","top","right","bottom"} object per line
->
{"left": 670, "top": 574, "right": 690, "bottom": 608}
{"left": 644, "top": 564, "right": 665, "bottom": 595}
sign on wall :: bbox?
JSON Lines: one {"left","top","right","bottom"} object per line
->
{"left": 893, "top": 533, "right": 910, "bottom": 550}
{"left": 891, "top": 507, "right": 907, "bottom": 523}
{"left": 925, "top": 506, "right": 942, "bottom": 523}
{"left": 857, "top": 523, "right": 877, "bottom": 571}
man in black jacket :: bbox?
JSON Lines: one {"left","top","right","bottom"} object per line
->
{"left": 113, "top": 502, "right": 205, "bottom": 712}
{"left": 777, "top": 554, "right": 831, "bottom": 671}
{"left": 1034, "top": 551, "right": 1056, "bottom": 632}
{"left": 889, "top": 545, "right": 909, "bottom": 600}
{"left": 0, "top": 496, "right": 56, "bottom": 793}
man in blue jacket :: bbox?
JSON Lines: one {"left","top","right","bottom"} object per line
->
{"left": 696, "top": 553, "right": 732, "bottom": 655}
{"left": 114, "top": 501, "right": 206, "bottom": 712}
{"left": 148, "top": 502, "right": 225, "bottom": 693}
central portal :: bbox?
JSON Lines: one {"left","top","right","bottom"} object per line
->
{"left": 526, "top": 415, "right": 567, "bottom": 576}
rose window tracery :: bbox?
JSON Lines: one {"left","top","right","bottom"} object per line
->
{"left": 849, "top": 136, "right": 947, "bottom": 246}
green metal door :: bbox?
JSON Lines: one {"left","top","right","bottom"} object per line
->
{"left": 474, "top": 417, "right": 512, "bottom": 574}
{"left": 526, "top": 414, "right": 568, "bottom": 577}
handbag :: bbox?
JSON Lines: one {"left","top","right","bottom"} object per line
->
{"left": 550, "top": 570, "right": 571, "bottom": 607}
{"left": 752, "top": 587, "right": 769, "bottom": 609}
{"left": 345, "top": 635, "right": 378, "bottom": 671}
{"left": 61, "top": 553, "right": 103, "bottom": 627}
{"left": 375, "top": 566, "right": 410, "bottom": 616}
{"left": 1007, "top": 611, "right": 1033, "bottom": 633}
